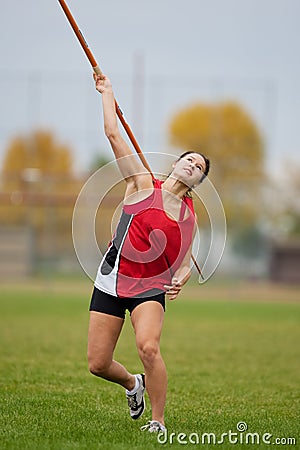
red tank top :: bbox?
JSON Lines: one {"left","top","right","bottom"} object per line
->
{"left": 94, "top": 178, "right": 195, "bottom": 297}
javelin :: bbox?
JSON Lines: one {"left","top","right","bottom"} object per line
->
{"left": 57, "top": 0, "right": 204, "bottom": 280}
{"left": 57, "top": 0, "right": 153, "bottom": 178}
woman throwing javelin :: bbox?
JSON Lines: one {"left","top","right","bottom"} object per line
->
{"left": 88, "top": 73, "right": 210, "bottom": 433}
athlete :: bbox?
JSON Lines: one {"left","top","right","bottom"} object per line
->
{"left": 88, "top": 72, "right": 210, "bottom": 433}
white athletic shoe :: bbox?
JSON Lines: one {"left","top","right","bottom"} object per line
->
{"left": 126, "top": 374, "right": 145, "bottom": 420}
{"left": 140, "top": 420, "right": 167, "bottom": 433}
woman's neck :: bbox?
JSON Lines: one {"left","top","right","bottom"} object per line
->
{"left": 161, "top": 176, "right": 189, "bottom": 199}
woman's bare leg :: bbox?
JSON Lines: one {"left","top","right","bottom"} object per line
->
{"left": 87, "top": 311, "right": 135, "bottom": 391}
{"left": 131, "top": 302, "right": 167, "bottom": 425}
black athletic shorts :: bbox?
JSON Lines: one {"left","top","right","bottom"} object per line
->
{"left": 89, "top": 286, "right": 166, "bottom": 319}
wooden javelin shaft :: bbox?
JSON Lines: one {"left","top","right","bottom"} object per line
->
{"left": 57, "top": 0, "right": 154, "bottom": 178}
{"left": 57, "top": 0, "right": 204, "bottom": 280}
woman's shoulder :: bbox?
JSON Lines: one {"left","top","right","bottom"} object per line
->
{"left": 122, "top": 178, "right": 163, "bottom": 214}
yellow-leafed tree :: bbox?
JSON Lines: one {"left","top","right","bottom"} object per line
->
{"left": 2, "top": 130, "right": 72, "bottom": 178}
{"left": 0, "top": 130, "right": 79, "bottom": 257}
{"left": 169, "top": 101, "right": 265, "bottom": 229}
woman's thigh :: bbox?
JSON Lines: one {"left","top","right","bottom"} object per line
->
{"left": 87, "top": 311, "right": 124, "bottom": 364}
{"left": 130, "top": 301, "right": 165, "bottom": 348}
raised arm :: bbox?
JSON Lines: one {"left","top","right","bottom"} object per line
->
{"left": 93, "top": 73, "right": 152, "bottom": 193}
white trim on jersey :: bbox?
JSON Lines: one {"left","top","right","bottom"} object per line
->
{"left": 94, "top": 214, "right": 134, "bottom": 297}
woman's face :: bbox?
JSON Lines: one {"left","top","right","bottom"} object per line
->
{"left": 171, "top": 153, "right": 207, "bottom": 188}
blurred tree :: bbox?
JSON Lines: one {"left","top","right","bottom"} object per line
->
{"left": 232, "top": 224, "right": 267, "bottom": 259}
{"left": 169, "top": 101, "right": 265, "bottom": 229}
{"left": 89, "top": 152, "right": 111, "bottom": 173}
{"left": 0, "top": 129, "right": 77, "bottom": 228}
{"left": 2, "top": 130, "right": 72, "bottom": 178}
{"left": 0, "top": 130, "right": 86, "bottom": 271}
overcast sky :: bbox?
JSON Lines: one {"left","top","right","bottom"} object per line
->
{"left": 1, "top": 0, "right": 299, "bottom": 173}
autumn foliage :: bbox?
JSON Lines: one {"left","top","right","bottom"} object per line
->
{"left": 0, "top": 130, "right": 81, "bottom": 260}
{"left": 169, "top": 101, "right": 265, "bottom": 228}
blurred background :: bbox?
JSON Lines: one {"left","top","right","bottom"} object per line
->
{"left": 0, "top": 0, "right": 300, "bottom": 286}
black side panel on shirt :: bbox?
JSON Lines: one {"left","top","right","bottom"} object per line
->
{"left": 100, "top": 211, "right": 133, "bottom": 275}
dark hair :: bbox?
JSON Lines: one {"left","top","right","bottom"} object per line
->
{"left": 178, "top": 151, "right": 210, "bottom": 183}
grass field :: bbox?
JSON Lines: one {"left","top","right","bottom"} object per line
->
{"left": 0, "top": 278, "right": 299, "bottom": 449}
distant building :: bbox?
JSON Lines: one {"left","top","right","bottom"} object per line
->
{"left": 269, "top": 240, "right": 300, "bottom": 284}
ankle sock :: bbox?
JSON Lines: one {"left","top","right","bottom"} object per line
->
{"left": 126, "top": 375, "right": 139, "bottom": 395}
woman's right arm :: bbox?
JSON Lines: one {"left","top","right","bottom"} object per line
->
{"left": 94, "top": 73, "right": 152, "bottom": 192}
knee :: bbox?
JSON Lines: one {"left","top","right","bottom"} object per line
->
{"left": 137, "top": 341, "right": 160, "bottom": 366}
{"left": 88, "top": 354, "right": 111, "bottom": 377}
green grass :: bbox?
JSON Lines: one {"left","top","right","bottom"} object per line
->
{"left": 0, "top": 280, "right": 299, "bottom": 449}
